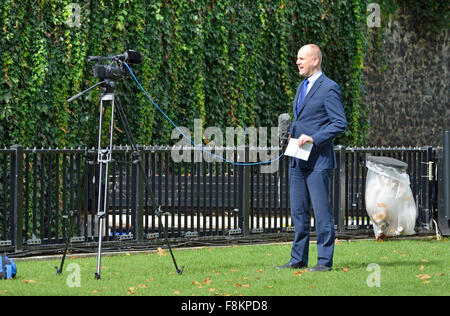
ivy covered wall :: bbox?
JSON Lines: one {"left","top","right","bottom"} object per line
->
{"left": 0, "top": 0, "right": 369, "bottom": 149}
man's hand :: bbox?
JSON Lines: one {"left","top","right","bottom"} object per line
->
{"left": 298, "top": 134, "right": 313, "bottom": 147}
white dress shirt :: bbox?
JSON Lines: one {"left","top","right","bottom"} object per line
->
{"left": 305, "top": 70, "right": 322, "bottom": 95}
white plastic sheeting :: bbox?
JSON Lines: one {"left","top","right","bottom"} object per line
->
{"left": 365, "top": 157, "right": 417, "bottom": 239}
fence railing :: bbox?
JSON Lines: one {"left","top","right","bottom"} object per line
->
{"left": 0, "top": 145, "right": 441, "bottom": 254}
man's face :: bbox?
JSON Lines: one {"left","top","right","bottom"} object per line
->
{"left": 296, "top": 47, "right": 318, "bottom": 78}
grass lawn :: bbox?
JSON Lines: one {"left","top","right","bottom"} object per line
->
{"left": 1, "top": 238, "right": 448, "bottom": 296}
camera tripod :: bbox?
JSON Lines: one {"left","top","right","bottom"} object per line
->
{"left": 60, "top": 78, "right": 184, "bottom": 279}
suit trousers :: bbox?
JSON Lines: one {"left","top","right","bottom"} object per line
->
{"left": 289, "top": 166, "right": 335, "bottom": 267}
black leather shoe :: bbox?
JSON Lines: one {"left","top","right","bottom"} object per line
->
{"left": 308, "top": 264, "right": 332, "bottom": 272}
{"left": 275, "top": 262, "right": 306, "bottom": 269}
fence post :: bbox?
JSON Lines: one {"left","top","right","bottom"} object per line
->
{"left": 337, "top": 146, "right": 346, "bottom": 233}
{"left": 238, "top": 146, "right": 250, "bottom": 236}
{"left": 444, "top": 132, "right": 450, "bottom": 221}
{"left": 11, "top": 145, "right": 24, "bottom": 252}
{"left": 437, "top": 131, "right": 450, "bottom": 235}
{"left": 419, "top": 146, "right": 433, "bottom": 230}
{"left": 132, "top": 147, "right": 144, "bottom": 242}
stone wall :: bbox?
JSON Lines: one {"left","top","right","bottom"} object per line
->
{"left": 365, "top": 9, "right": 449, "bottom": 147}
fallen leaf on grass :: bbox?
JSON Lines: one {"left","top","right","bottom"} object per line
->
{"left": 204, "top": 278, "right": 212, "bottom": 284}
{"left": 157, "top": 247, "right": 167, "bottom": 257}
{"left": 127, "top": 287, "right": 136, "bottom": 295}
{"left": 257, "top": 269, "right": 264, "bottom": 273}
{"left": 174, "top": 290, "right": 180, "bottom": 295}
{"left": 192, "top": 281, "right": 201, "bottom": 285}
{"left": 343, "top": 268, "right": 349, "bottom": 272}
{"left": 294, "top": 270, "right": 303, "bottom": 275}
{"left": 415, "top": 274, "right": 431, "bottom": 280}
{"left": 420, "top": 265, "right": 424, "bottom": 272}
{"left": 234, "top": 283, "right": 242, "bottom": 287}
{"left": 22, "top": 280, "right": 36, "bottom": 284}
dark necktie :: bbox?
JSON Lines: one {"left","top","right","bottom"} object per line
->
{"left": 296, "top": 79, "right": 309, "bottom": 116}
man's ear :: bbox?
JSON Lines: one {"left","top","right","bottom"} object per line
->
{"left": 313, "top": 57, "right": 319, "bottom": 67}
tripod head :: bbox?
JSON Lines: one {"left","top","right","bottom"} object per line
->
{"left": 67, "top": 79, "right": 118, "bottom": 103}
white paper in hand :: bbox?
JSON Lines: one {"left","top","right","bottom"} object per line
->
{"left": 284, "top": 138, "right": 313, "bottom": 161}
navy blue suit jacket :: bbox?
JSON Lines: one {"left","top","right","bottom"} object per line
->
{"left": 289, "top": 73, "right": 347, "bottom": 170}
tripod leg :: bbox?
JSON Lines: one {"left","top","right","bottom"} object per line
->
{"left": 95, "top": 216, "right": 104, "bottom": 280}
{"left": 94, "top": 94, "right": 115, "bottom": 280}
{"left": 55, "top": 210, "right": 76, "bottom": 275}
{"left": 55, "top": 151, "right": 90, "bottom": 275}
{"left": 95, "top": 160, "right": 110, "bottom": 280}
{"left": 115, "top": 98, "right": 184, "bottom": 275}
{"left": 95, "top": 162, "right": 103, "bottom": 280}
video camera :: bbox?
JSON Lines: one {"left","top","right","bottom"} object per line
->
{"left": 87, "top": 50, "right": 143, "bottom": 80}
{"left": 67, "top": 50, "right": 143, "bottom": 102}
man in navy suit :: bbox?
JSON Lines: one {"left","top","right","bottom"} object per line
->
{"left": 276, "top": 44, "right": 347, "bottom": 272}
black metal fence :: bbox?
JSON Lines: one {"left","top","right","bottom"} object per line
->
{"left": 0, "top": 145, "right": 441, "bottom": 254}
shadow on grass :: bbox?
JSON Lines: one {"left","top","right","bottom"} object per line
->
{"left": 335, "top": 259, "right": 444, "bottom": 270}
